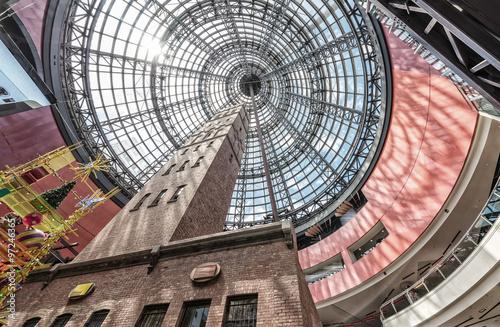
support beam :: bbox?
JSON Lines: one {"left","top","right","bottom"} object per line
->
{"left": 250, "top": 86, "right": 279, "bottom": 222}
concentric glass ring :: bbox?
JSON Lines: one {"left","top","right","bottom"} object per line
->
{"left": 56, "top": 0, "right": 387, "bottom": 231}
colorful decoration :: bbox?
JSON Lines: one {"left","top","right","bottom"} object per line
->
{"left": 22, "top": 212, "right": 43, "bottom": 228}
{"left": 39, "top": 181, "right": 77, "bottom": 209}
{"left": 71, "top": 153, "right": 111, "bottom": 182}
{"left": 0, "top": 189, "right": 9, "bottom": 198}
{"left": 0, "top": 144, "right": 119, "bottom": 321}
{"left": 15, "top": 229, "right": 45, "bottom": 251}
{"left": 76, "top": 191, "right": 106, "bottom": 211}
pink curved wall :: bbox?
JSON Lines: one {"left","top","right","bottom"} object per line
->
{"left": 299, "top": 29, "right": 478, "bottom": 302}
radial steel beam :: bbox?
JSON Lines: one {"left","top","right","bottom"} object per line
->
{"left": 250, "top": 85, "right": 279, "bottom": 222}
{"left": 257, "top": 0, "right": 291, "bottom": 58}
{"left": 372, "top": 0, "right": 500, "bottom": 110}
{"left": 260, "top": 30, "right": 362, "bottom": 80}
{"left": 413, "top": 0, "right": 500, "bottom": 72}
{"left": 284, "top": 91, "right": 364, "bottom": 122}
{"left": 259, "top": 93, "right": 341, "bottom": 183}
{"left": 262, "top": 130, "right": 294, "bottom": 213}
{"left": 214, "top": 0, "right": 250, "bottom": 73}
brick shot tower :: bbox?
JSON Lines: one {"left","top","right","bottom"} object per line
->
{"left": 11, "top": 104, "right": 322, "bottom": 327}
{"left": 74, "top": 103, "right": 250, "bottom": 261}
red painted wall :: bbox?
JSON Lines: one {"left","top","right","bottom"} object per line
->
{"left": 299, "top": 28, "right": 478, "bottom": 302}
{"left": 0, "top": 108, "right": 120, "bottom": 260}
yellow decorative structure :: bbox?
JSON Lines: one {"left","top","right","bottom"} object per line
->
{"left": 71, "top": 153, "right": 111, "bottom": 183}
{"left": 68, "top": 282, "right": 95, "bottom": 300}
{"left": 0, "top": 145, "right": 119, "bottom": 316}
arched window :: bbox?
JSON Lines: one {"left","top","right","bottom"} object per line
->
{"left": 22, "top": 317, "right": 41, "bottom": 327}
{"left": 50, "top": 313, "right": 72, "bottom": 327}
{"left": 84, "top": 309, "right": 110, "bottom": 327}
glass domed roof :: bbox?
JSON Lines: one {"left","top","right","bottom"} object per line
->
{"left": 51, "top": 0, "right": 388, "bottom": 230}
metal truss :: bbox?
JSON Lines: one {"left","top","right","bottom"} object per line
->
{"left": 55, "top": 0, "right": 388, "bottom": 231}
{"left": 371, "top": 0, "right": 500, "bottom": 110}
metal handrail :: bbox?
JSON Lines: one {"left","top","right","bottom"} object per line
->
{"left": 378, "top": 178, "right": 500, "bottom": 320}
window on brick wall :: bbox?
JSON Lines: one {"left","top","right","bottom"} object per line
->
{"left": 50, "top": 314, "right": 72, "bottom": 327}
{"left": 22, "top": 318, "right": 41, "bottom": 327}
{"left": 168, "top": 185, "right": 186, "bottom": 203}
{"left": 84, "top": 310, "right": 109, "bottom": 327}
{"left": 224, "top": 295, "right": 258, "bottom": 327}
{"left": 179, "top": 301, "right": 211, "bottom": 327}
{"left": 192, "top": 157, "right": 204, "bottom": 168}
{"left": 162, "top": 164, "right": 176, "bottom": 175}
{"left": 129, "top": 193, "right": 151, "bottom": 212}
{"left": 135, "top": 304, "right": 169, "bottom": 327}
{"left": 148, "top": 189, "right": 168, "bottom": 207}
{"left": 177, "top": 160, "right": 190, "bottom": 172}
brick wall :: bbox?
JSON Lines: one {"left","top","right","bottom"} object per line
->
{"left": 11, "top": 228, "right": 321, "bottom": 326}
{"left": 74, "top": 104, "right": 249, "bottom": 261}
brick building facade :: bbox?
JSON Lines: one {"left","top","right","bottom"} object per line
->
{"left": 11, "top": 104, "right": 321, "bottom": 326}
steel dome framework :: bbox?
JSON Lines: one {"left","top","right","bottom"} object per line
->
{"left": 52, "top": 0, "right": 389, "bottom": 231}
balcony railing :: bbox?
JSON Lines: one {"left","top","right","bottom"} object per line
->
{"left": 379, "top": 179, "right": 500, "bottom": 320}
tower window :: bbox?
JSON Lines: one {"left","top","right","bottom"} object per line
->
{"left": 194, "top": 145, "right": 201, "bottom": 152}
{"left": 22, "top": 318, "right": 41, "bottom": 327}
{"left": 130, "top": 193, "right": 151, "bottom": 212}
{"left": 204, "top": 132, "right": 212, "bottom": 139}
{"left": 135, "top": 304, "right": 169, "bottom": 327}
{"left": 224, "top": 295, "right": 258, "bottom": 327}
{"left": 84, "top": 310, "right": 109, "bottom": 327}
{"left": 168, "top": 185, "right": 186, "bottom": 202}
{"left": 177, "top": 160, "right": 190, "bottom": 172}
{"left": 207, "top": 141, "right": 214, "bottom": 148}
{"left": 162, "top": 164, "right": 176, "bottom": 176}
{"left": 50, "top": 314, "right": 72, "bottom": 327}
{"left": 181, "top": 148, "right": 189, "bottom": 155}
{"left": 179, "top": 301, "right": 211, "bottom": 327}
{"left": 192, "top": 157, "right": 204, "bottom": 168}
{"left": 148, "top": 189, "right": 168, "bottom": 207}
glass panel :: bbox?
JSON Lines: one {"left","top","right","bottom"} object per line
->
{"left": 58, "top": 0, "right": 385, "bottom": 230}
{"left": 50, "top": 314, "right": 72, "bottom": 327}
{"left": 179, "top": 302, "right": 211, "bottom": 327}
{"left": 438, "top": 256, "right": 461, "bottom": 278}
{"left": 225, "top": 296, "right": 258, "bottom": 327}
{"left": 136, "top": 305, "right": 168, "bottom": 327}
{"left": 392, "top": 295, "right": 411, "bottom": 313}
{"left": 423, "top": 269, "right": 446, "bottom": 292}
{"left": 22, "top": 318, "right": 41, "bottom": 327}
{"left": 85, "top": 310, "right": 110, "bottom": 327}
{"left": 380, "top": 302, "right": 395, "bottom": 319}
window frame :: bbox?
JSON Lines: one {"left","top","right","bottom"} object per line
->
{"left": 192, "top": 156, "right": 204, "bottom": 168}
{"left": 178, "top": 300, "right": 211, "bottom": 327}
{"left": 49, "top": 313, "right": 73, "bottom": 327}
{"left": 129, "top": 193, "right": 151, "bottom": 212}
{"left": 177, "top": 160, "right": 190, "bottom": 172}
{"left": 134, "top": 304, "right": 169, "bottom": 327}
{"left": 22, "top": 317, "right": 41, "bottom": 327}
{"left": 168, "top": 185, "right": 186, "bottom": 203}
{"left": 224, "top": 295, "right": 258, "bottom": 327}
{"left": 148, "top": 189, "right": 168, "bottom": 207}
{"left": 162, "top": 164, "right": 176, "bottom": 176}
{"left": 84, "top": 309, "right": 110, "bottom": 327}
